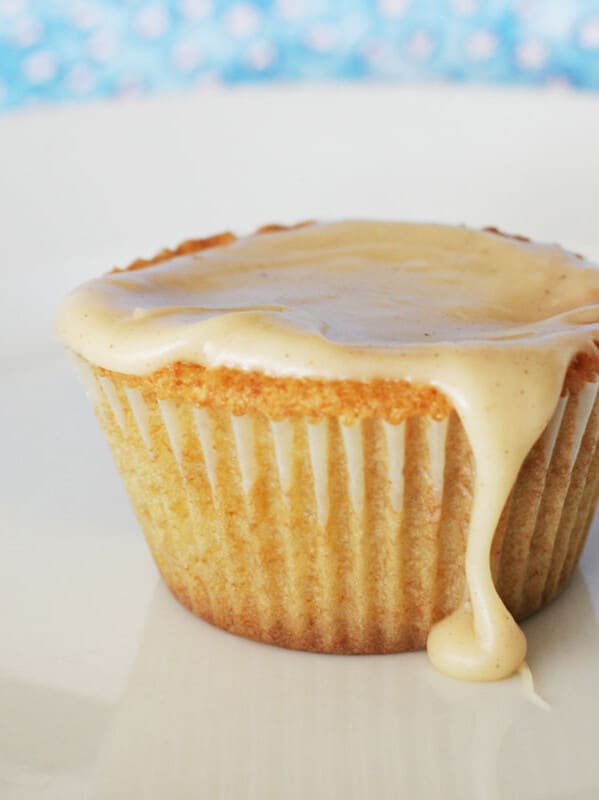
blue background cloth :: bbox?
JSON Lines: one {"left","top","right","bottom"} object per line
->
{"left": 1, "top": 0, "right": 599, "bottom": 111}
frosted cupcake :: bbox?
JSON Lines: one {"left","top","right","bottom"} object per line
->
{"left": 56, "top": 221, "right": 599, "bottom": 681}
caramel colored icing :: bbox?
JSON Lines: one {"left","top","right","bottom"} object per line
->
{"left": 56, "top": 221, "right": 599, "bottom": 681}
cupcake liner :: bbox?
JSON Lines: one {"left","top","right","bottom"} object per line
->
{"left": 74, "top": 356, "right": 599, "bottom": 654}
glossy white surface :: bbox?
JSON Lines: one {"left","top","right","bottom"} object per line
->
{"left": 2, "top": 85, "right": 599, "bottom": 798}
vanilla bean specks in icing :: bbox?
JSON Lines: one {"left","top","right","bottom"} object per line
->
{"left": 56, "top": 221, "right": 599, "bottom": 681}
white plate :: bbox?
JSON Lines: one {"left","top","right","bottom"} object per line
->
{"left": 2, "top": 86, "right": 599, "bottom": 799}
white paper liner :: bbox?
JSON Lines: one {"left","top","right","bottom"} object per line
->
{"left": 76, "top": 358, "right": 599, "bottom": 654}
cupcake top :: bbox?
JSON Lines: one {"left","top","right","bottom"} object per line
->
{"left": 57, "top": 220, "right": 599, "bottom": 379}
{"left": 56, "top": 221, "right": 599, "bottom": 682}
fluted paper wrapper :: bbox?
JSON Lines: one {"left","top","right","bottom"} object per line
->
{"left": 75, "top": 358, "right": 599, "bottom": 654}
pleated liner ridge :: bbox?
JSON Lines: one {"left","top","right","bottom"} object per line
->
{"left": 76, "top": 358, "right": 599, "bottom": 654}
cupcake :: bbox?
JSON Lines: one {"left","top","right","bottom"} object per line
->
{"left": 56, "top": 221, "right": 599, "bottom": 681}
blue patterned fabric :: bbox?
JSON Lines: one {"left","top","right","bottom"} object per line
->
{"left": 1, "top": 0, "right": 599, "bottom": 111}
